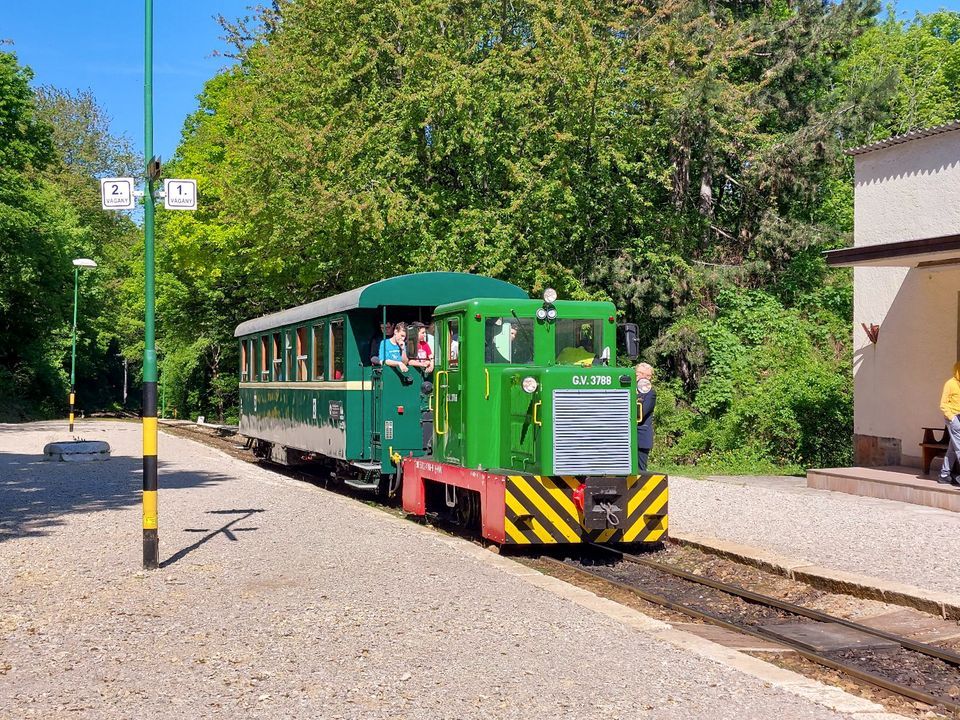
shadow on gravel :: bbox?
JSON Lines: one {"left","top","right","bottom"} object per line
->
{"left": 0, "top": 453, "right": 231, "bottom": 543}
{"left": 161, "top": 508, "right": 264, "bottom": 568}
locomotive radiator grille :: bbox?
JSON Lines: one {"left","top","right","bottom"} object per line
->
{"left": 552, "top": 389, "right": 632, "bottom": 475}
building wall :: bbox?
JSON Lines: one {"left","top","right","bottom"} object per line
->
{"left": 852, "top": 131, "right": 960, "bottom": 467}
{"left": 854, "top": 131, "right": 960, "bottom": 246}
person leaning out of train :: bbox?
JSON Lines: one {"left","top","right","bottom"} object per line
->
{"left": 370, "top": 322, "right": 394, "bottom": 364}
{"left": 636, "top": 362, "right": 656, "bottom": 472}
{"left": 408, "top": 322, "right": 434, "bottom": 374}
{"left": 379, "top": 321, "right": 409, "bottom": 372}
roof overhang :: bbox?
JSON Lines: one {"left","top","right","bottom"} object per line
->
{"left": 824, "top": 234, "right": 960, "bottom": 268}
{"left": 234, "top": 272, "right": 528, "bottom": 337}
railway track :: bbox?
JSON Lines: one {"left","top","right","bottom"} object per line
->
{"left": 543, "top": 546, "right": 960, "bottom": 716}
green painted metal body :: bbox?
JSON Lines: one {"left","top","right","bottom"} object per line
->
{"left": 431, "top": 298, "right": 638, "bottom": 476}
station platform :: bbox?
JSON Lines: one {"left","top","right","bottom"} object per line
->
{"left": 0, "top": 420, "right": 902, "bottom": 720}
{"left": 807, "top": 465, "right": 960, "bottom": 513}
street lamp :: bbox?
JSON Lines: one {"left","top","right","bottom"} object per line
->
{"left": 69, "top": 258, "right": 97, "bottom": 431}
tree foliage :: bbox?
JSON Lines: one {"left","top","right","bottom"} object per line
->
{"left": 0, "top": 51, "right": 138, "bottom": 419}
{"left": 5, "top": 4, "right": 960, "bottom": 471}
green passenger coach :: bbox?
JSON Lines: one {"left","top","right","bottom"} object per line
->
{"left": 236, "top": 272, "right": 668, "bottom": 546}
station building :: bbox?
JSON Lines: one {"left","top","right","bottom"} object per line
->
{"left": 810, "top": 120, "right": 960, "bottom": 510}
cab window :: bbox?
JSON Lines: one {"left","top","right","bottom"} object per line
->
{"left": 448, "top": 318, "right": 459, "bottom": 369}
{"left": 484, "top": 317, "right": 533, "bottom": 364}
{"left": 555, "top": 319, "right": 601, "bottom": 366}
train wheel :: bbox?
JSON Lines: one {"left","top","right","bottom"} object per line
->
{"left": 451, "top": 488, "right": 480, "bottom": 530}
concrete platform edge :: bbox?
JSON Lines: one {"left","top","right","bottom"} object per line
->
{"left": 670, "top": 532, "right": 960, "bottom": 620}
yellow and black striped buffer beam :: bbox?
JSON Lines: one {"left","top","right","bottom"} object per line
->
{"left": 504, "top": 473, "right": 668, "bottom": 545}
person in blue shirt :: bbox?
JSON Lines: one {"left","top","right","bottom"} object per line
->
{"left": 379, "top": 321, "right": 409, "bottom": 373}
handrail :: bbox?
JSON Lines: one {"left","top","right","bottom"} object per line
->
{"left": 435, "top": 370, "right": 448, "bottom": 435}
{"left": 532, "top": 401, "right": 542, "bottom": 427}
{"left": 484, "top": 368, "right": 490, "bottom": 399}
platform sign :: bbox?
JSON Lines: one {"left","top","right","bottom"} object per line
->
{"left": 163, "top": 179, "right": 197, "bottom": 210}
{"left": 100, "top": 178, "right": 135, "bottom": 210}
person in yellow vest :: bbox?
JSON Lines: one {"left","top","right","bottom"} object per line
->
{"left": 939, "top": 362, "right": 960, "bottom": 485}
{"left": 636, "top": 362, "right": 656, "bottom": 472}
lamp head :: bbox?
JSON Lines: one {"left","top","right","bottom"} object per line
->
{"left": 73, "top": 258, "right": 97, "bottom": 268}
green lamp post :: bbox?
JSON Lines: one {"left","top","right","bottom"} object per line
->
{"left": 69, "top": 258, "right": 97, "bottom": 432}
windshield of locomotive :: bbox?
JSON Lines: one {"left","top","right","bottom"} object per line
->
{"left": 555, "top": 319, "right": 602, "bottom": 366}
{"left": 484, "top": 317, "right": 534, "bottom": 364}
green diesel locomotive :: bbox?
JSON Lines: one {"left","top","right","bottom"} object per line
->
{"left": 235, "top": 271, "right": 667, "bottom": 546}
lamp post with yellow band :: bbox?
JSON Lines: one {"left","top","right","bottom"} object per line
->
{"left": 69, "top": 258, "right": 97, "bottom": 432}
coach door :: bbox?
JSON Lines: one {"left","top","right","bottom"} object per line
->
{"left": 436, "top": 315, "right": 464, "bottom": 464}
{"left": 370, "top": 364, "right": 383, "bottom": 464}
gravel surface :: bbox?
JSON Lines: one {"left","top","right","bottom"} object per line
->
{"left": 0, "top": 420, "right": 867, "bottom": 720}
{"left": 670, "top": 474, "right": 960, "bottom": 596}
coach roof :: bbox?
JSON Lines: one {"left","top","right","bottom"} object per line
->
{"left": 233, "top": 272, "right": 528, "bottom": 337}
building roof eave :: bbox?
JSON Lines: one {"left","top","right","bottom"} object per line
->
{"left": 824, "top": 233, "right": 960, "bottom": 268}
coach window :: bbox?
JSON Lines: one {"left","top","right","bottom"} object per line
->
{"left": 284, "top": 330, "right": 294, "bottom": 381}
{"left": 330, "top": 320, "right": 345, "bottom": 380}
{"left": 248, "top": 340, "right": 255, "bottom": 381}
{"left": 296, "top": 327, "right": 308, "bottom": 380}
{"left": 260, "top": 336, "right": 270, "bottom": 380}
{"left": 272, "top": 332, "right": 282, "bottom": 380}
{"left": 240, "top": 341, "right": 248, "bottom": 381}
{"left": 448, "top": 318, "right": 459, "bottom": 369}
{"left": 312, "top": 323, "right": 325, "bottom": 380}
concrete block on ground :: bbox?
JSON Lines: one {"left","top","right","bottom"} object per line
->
{"left": 42, "top": 440, "right": 110, "bottom": 462}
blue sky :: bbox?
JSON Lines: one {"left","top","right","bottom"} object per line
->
{"left": 3, "top": 2, "right": 249, "bottom": 165}
{"left": 3, "top": 0, "right": 959, "bottom": 168}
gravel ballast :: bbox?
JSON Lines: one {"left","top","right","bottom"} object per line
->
{"left": 1, "top": 421, "right": 886, "bottom": 720}
{"left": 669, "top": 474, "right": 960, "bottom": 596}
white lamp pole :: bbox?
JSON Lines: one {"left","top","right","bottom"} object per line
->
{"left": 69, "top": 258, "right": 97, "bottom": 431}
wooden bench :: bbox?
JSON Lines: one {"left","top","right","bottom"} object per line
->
{"left": 920, "top": 426, "right": 950, "bottom": 474}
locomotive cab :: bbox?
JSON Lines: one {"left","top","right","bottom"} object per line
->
{"left": 431, "top": 296, "right": 636, "bottom": 477}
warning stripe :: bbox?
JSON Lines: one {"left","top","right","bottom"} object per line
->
{"left": 501, "top": 472, "right": 669, "bottom": 545}
{"left": 623, "top": 491, "right": 668, "bottom": 542}
{"left": 540, "top": 476, "right": 581, "bottom": 524}
{"left": 628, "top": 475, "right": 665, "bottom": 517}
{"left": 506, "top": 486, "right": 568, "bottom": 544}
{"left": 504, "top": 517, "right": 531, "bottom": 544}
{"left": 510, "top": 476, "right": 580, "bottom": 542}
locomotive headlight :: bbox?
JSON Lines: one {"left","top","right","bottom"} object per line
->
{"left": 536, "top": 307, "right": 548, "bottom": 320}
{"left": 546, "top": 307, "right": 558, "bottom": 320}
{"left": 543, "top": 288, "right": 558, "bottom": 303}
{"left": 522, "top": 376, "right": 539, "bottom": 393}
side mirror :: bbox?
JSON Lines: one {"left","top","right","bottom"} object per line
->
{"left": 620, "top": 323, "right": 640, "bottom": 360}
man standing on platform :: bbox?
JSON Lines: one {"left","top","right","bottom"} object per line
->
{"left": 938, "top": 361, "right": 960, "bottom": 486}
{"left": 636, "top": 362, "right": 656, "bottom": 472}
